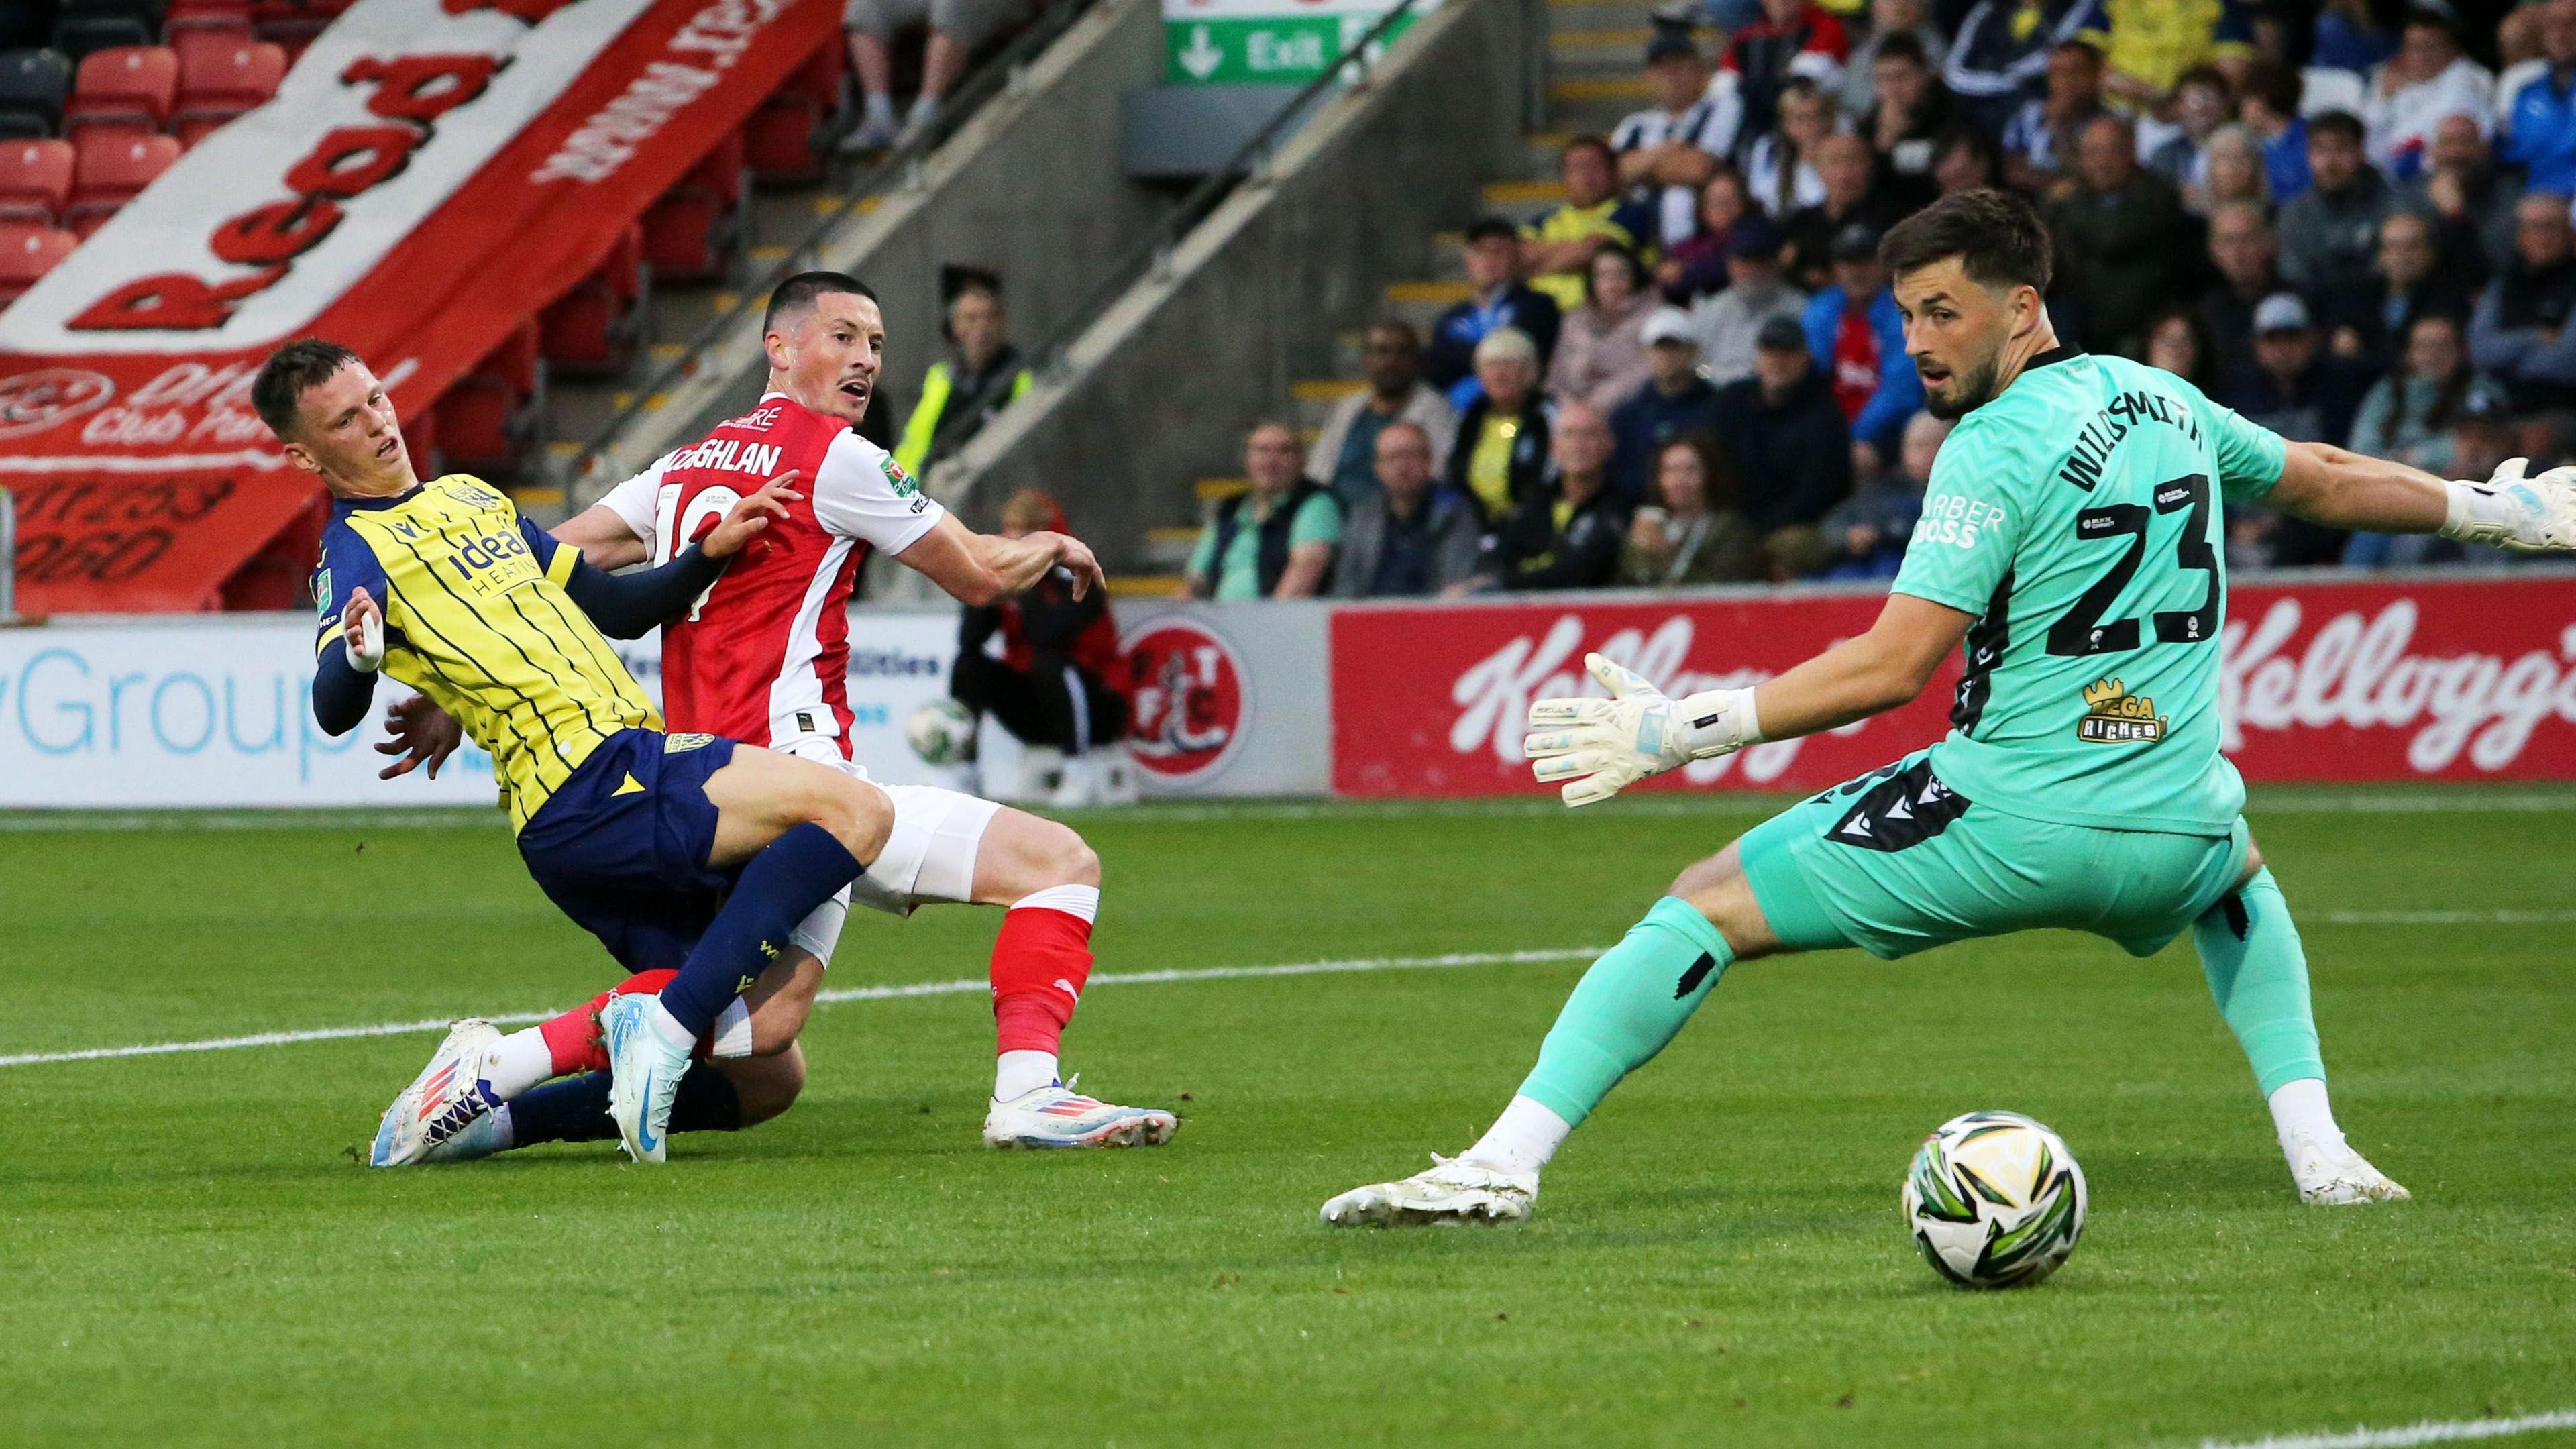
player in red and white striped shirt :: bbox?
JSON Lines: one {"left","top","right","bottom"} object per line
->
{"left": 370, "top": 273, "right": 1173, "bottom": 1159}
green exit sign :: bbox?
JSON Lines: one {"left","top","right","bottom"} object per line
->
{"left": 1162, "top": 11, "right": 1418, "bottom": 84}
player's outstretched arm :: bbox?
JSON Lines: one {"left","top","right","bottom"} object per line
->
{"left": 2271, "top": 443, "right": 2576, "bottom": 551}
{"left": 1523, "top": 594, "right": 1970, "bottom": 806}
{"left": 553, "top": 502, "right": 652, "bottom": 570}
{"left": 895, "top": 512, "right": 1104, "bottom": 606}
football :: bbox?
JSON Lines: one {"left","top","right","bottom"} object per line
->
{"left": 906, "top": 698, "right": 976, "bottom": 765}
{"left": 1901, "top": 1110, "right": 2088, "bottom": 1289}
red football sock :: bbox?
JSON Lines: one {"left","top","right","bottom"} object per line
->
{"left": 539, "top": 968, "right": 676, "bottom": 1076}
{"left": 989, "top": 888, "right": 1098, "bottom": 1057}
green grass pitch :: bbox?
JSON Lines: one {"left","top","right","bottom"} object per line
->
{"left": 1, "top": 791, "right": 2570, "bottom": 1447}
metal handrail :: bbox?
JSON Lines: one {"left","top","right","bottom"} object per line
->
{"left": 1022, "top": 0, "right": 1429, "bottom": 376}
{"left": 568, "top": 0, "right": 1096, "bottom": 485}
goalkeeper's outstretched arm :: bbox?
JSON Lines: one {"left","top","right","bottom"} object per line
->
{"left": 2268, "top": 444, "right": 2576, "bottom": 551}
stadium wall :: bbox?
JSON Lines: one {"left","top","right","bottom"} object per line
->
{"left": 7, "top": 573, "right": 2576, "bottom": 809}
{"left": 945, "top": 0, "right": 1537, "bottom": 571}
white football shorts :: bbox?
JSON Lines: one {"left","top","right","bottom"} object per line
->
{"left": 772, "top": 732, "right": 1004, "bottom": 964}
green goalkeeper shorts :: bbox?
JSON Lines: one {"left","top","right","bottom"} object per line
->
{"left": 1737, "top": 750, "right": 2253, "bottom": 961}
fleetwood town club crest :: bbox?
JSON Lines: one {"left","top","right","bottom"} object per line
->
{"left": 1120, "top": 616, "right": 1248, "bottom": 784}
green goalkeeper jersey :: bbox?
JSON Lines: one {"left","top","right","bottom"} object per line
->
{"left": 1890, "top": 348, "right": 2288, "bottom": 836}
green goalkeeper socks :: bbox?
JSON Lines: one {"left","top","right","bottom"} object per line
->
{"left": 2192, "top": 867, "right": 2328, "bottom": 1098}
{"left": 1517, "top": 896, "right": 1735, "bottom": 1128}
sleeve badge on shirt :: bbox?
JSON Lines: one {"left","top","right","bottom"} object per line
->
{"left": 880, "top": 455, "right": 918, "bottom": 498}
{"left": 2077, "top": 678, "right": 2166, "bottom": 744}
{"left": 313, "top": 568, "right": 332, "bottom": 617}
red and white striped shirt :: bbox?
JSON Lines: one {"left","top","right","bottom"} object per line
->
{"left": 601, "top": 392, "right": 945, "bottom": 753}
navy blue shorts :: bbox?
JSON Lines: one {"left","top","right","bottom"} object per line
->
{"left": 518, "top": 728, "right": 741, "bottom": 975}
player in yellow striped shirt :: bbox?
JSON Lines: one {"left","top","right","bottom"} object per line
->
{"left": 261, "top": 338, "right": 889, "bottom": 1166}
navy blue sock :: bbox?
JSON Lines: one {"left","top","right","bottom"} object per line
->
{"left": 669, "top": 1065, "right": 743, "bottom": 1132}
{"left": 508, "top": 1071, "right": 615, "bottom": 1145}
{"left": 506, "top": 1065, "right": 743, "bottom": 1146}
{"left": 659, "top": 822, "right": 863, "bottom": 1037}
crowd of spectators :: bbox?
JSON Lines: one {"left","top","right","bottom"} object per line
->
{"left": 1185, "top": 0, "right": 2576, "bottom": 601}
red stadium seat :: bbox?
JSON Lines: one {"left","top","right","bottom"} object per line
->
{"left": 65, "top": 129, "right": 178, "bottom": 235}
{"left": 164, "top": 0, "right": 256, "bottom": 41}
{"left": 0, "top": 221, "right": 77, "bottom": 306}
{"left": 745, "top": 42, "right": 843, "bottom": 189}
{"left": 63, "top": 44, "right": 178, "bottom": 142}
{"left": 435, "top": 320, "right": 545, "bottom": 473}
{"left": 432, "top": 382, "right": 519, "bottom": 475}
{"left": 540, "top": 223, "right": 646, "bottom": 376}
{"left": 171, "top": 34, "right": 280, "bottom": 140}
{"left": 0, "top": 138, "right": 74, "bottom": 224}
{"left": 640, "top": 133, "right": 745, "bottom": 284}
{"left": 248, "top": 0, "right": 347, "bottom": 61}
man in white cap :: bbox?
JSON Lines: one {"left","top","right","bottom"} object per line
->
{"left": 1609, "top": 305, "right": 1723, "bottom": 502}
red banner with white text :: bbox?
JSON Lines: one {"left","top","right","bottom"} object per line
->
{"left": 1329, "top": 575, "right": 2576, "bottom": 797}
{"left": 0, "top": 0, "right": 834, "bottom": 614}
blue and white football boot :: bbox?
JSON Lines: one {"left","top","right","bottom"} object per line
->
{"left": 599, "top": 994, "right": 688, "bottom": 1164}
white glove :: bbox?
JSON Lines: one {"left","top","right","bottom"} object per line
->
{"left": 2440, "top": 457, "right": 2576, "bottom": 553}
{"left": 1522, "top": 653, "right": 1762, "bottom": 808}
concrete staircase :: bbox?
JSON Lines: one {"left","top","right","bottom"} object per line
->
{"left": 1128, "top": 0, "right": 1676, "bottom": 590}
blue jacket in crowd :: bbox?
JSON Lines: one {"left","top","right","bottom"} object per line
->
{"left": 2502, "top": 67, "right": 2576, "bottom": 199}
{"left": 1801, "top": 285, "right": 1922, "bottom": 455}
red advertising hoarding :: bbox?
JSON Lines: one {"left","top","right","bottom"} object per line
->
{"left": 1330, "top": 574, "right": 2576, "bottom": 797}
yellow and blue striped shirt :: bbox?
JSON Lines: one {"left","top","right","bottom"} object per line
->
{"left": 313, "top": 474, "right": 660, "bottom": 831}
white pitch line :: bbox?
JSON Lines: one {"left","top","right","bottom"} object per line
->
{"left": 2198, "top": 1409, "right": 2576, "bottom": 1448}
{"left": 2316, "top": 910, "right": 2576, "bottom": 924}
{"left": 0, "top": 946, "right": 1603, "bottom": 1069}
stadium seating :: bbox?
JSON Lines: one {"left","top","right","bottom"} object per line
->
{"left": 0, "top": 48, "right": 73, "bottom": 140}
{"left": 0, "top": 4, "right": 60, "bottom": 51}
{"left": 0, "top": 138, "right": 74, "bottom": 223}
{"left": 640, "top": 131, "right": 746, "bottom": 284}
{"left": 52, "top": 0, "right": 162, "bottom": 59}
{"left": 64, "top": 129, "right": 176, "bottom": 235}
{"left": 540, "top": 221, "right": 648, "bottom": 377}
{"left": 163, "top": 0, "right": 253, "bottom": 41}
{"left": 62, "top": 44, "right": 177, "bottom": 143}
{"left": 745, "top": 40, "right": 844, "bottom": 189}
{"left": 247, "top": 0, "right": 345, "bottom": 62}
{"left": 0, "top": 219, "right": 77, "bottom": 305}
{"left": 171, "top": 34, "right": 282, "bottom": 142}
{"left": 435, "top": 320, "right": 546, "bottom": 474}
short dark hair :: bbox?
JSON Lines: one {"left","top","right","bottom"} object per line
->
{"left": 2172, "top": 62, "right": 2229, "bottom": 99}
{"left": 252, "top": 338, "right": 362, "bottom": 441}
{"left": 763, "top": 270, "right": 878, "bottom": 335}
{"left": 1879, "top": 187, "right": 2054, "bottom": 294}
{"left": 1584, "top": 242, "right": 1646, "bottom": 304}
{"left": 2052, "top": 36, "right": 2102, "bottom": 62}
{"left": 1465, "top": 215, "right": 1519, "bottom": 244}
{"left": 1562, "top": 132, "right": 1615, "bottom": 167}
{"left": 2243, "top": 58, "right": 2302, "bottom": 117}
{"left": 2308, "top": 109, "right": 2365, "bottom": 146}
{"left": 1873, "top": 30, "right": 1928, "bottom": 68}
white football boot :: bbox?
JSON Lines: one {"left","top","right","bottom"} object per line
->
{"left": 2288, "top": 1135, "right": 2412, "bottom": 1205}
{"left": 981, "top": 1077, "right": 1177, "bottom": 1149}
{"left": 416, "top": 1108, "right": 513, "bottom": 1164}
{"left": 370, "top": 1019, "right": 504, "bottom": 1167}
{"left": 600, "top": 994, "right": 690, "bottom": 1165}
{"left": 1320, "top": 1154, "right": 1538, "bottom": 1226}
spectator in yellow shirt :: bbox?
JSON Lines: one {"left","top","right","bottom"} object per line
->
{"left": 1522, "top": 136, "right": 1650, "bottom": 311}
{"left": 2100, "top": 0, "right": 2256, "bottom": 109}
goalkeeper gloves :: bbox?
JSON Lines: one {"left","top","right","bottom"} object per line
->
{"left": 1522, "top": 653, "right": 1762, "bottom": 808}
{"left": 2440, "top": 457, "right": 2576, "bottom": 553}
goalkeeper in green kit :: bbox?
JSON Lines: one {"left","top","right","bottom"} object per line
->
{"left": 1324, "top": 190, "right": 2576, "bottom": 1226}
